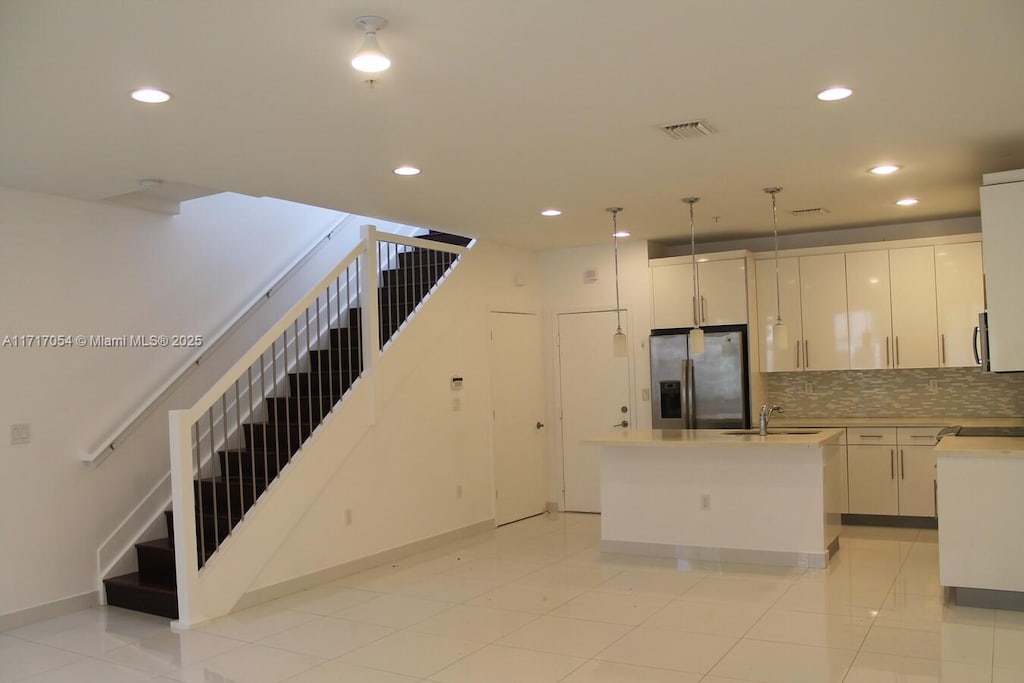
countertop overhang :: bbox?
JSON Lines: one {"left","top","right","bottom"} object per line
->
{"left": 587, "top": 428, "right": 845, "bottom": 448}
{"left": 935, "top": 435, "right": 1024, "bottom": 457}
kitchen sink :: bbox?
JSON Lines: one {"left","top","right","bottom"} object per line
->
{"left": 721, "top": 429, "right": 821, "bottom": 436}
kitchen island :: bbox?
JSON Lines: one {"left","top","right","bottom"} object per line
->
{"left": 589, "top": 428, "right": 845, "bottom": 569}
{"left": 936, "top": 435, "right": 1024, "bottom": 610}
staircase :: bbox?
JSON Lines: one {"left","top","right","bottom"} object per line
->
{"left": 104, "top": 232, "right": 471, "bottom": 619}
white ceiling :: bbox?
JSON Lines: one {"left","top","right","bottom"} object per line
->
{"left": 2, "top": 0, "right": 1023, "bottom": 250}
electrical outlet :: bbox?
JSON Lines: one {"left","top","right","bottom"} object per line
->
{"left": 804, "top": 382, "right": 814, "bottom": 395}
{"left": 928, "top": 379, "right": 939, "bottom": 393}
{"left": 641, "top": 388, "right": 650, "bottom": 401}
{"left": 344, "top": 509, "right": 352, "bottom": 526}
{"left": 700, "top": 493, "right": 711, "bottom": 511}
{"left": 10, "top": 423, "right": 31, "bottom": 445}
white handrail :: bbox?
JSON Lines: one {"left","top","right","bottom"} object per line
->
{"left": 82, "top": 212, "right": 361, "bottom": 466}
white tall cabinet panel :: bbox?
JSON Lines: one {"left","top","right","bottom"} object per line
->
{"left": 934, "top": 241, "right": 985, "bottom": 367}
{"left": 755, "top": 257, "right": 803, "bottom": 372}
{"left": 799, "top": 253, "right": 850, "bottom": 371}
{"left": 980, "top": 174, "right": 1024, "bottom": 371}
{"left": 651, "top": 263, "right": 695, "bottom": 329}
{"left": 889, "top": 246, "right": 939, "bottom": 369}
{"left": 846, "top": 250, "right": 892, "bottom": 370}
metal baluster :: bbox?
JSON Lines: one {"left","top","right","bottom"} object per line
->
{"left": 223, "top": 394, "right": 233, "bottom": 533}
{"left": 206, "top": 405, "right": 216, "bottom": 562}
{"left": 293, "top": 319, "right": 301, "bottom": 466}
{"left": 305, "top": 309, "right": 315, "bottom": 458}
{"left": 194, "top": 421, "right": 205, "bottom": 566}
{"left": 234, "top": 380, "right": 243, "bottom": 523}
{"left": 272, "top": 337, "right": 281, "bottom": 475}
{"left": 315, "top": 296, "right": 323, "bottom": 425}
{"left": 247, "top": 366, "right": 256, "bottom": 506}
{"left": 260, "top": 349, "right": 269, "bottom": 494}
{"left": 354, "top": 259, "right": 361, "bottom": 373}
{"left": 335, "top": 275, "right": 343, "bottom": 399}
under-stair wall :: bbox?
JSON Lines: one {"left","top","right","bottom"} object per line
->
{"left": 175, "top": 239, "right": 543, "bottom": 625}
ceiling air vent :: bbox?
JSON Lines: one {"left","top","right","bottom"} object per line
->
{"left": 659, "top": 119, "right": 716, "bottom": 140}
{"left": 790, "top": 207, "right": 831, "bottom": 217}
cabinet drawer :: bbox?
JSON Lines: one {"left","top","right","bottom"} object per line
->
{"left": 847, "top": 427, "right": 897, "bottom": 444}
{"left": 897, "top": 426, "right": 942, "bottom": 444}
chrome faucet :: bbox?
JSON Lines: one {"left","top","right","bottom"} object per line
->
{"left": 759, "top": 402, "right": 784, "bottom": 436}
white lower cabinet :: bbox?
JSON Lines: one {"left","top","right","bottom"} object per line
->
{"left": 848, "top": 444, "right": 899, "bottom": 515}
{"left": 847, "top": 426, "right": 939, "bottom": 517}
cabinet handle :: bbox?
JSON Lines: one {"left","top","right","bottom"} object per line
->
{"left": 692, "top": 296, "right": 698, "bottom": 326}
{"left": 886, "top": 337, "right": 891, "bottom": 367}
{"left": 890, "top": 449, "right": 895, "bottom": 480}
{"left": 934, "top": 479, "right": 938, "bottom": 518}
{"left": 804, "top": 340, "right": 809, "bottom": 368}
{"left": 895, "top": 336, "right": 900, "bottom": 367}
{"left": 940, "top": 334, "right": 946, "bottom": 366}
{"left": 859, "top": 435, "right": 885, "bottom": 439}
{"left": 701, "top": 296, "right": 707, "bottom": 323}
{"left": 900, "top": 448, "right": 905, "bottom": 480}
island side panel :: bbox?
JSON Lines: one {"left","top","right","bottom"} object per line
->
{"left": 600, "top": 443, "right": 832, "bottom": 567}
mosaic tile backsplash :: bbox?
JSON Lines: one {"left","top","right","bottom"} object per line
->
{"left": 763, "top": 367, "right": 1024, "bottom": 419}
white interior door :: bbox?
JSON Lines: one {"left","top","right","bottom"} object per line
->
{"left": 558, "top": 311, "right": 632, "bottom": 512}
{"left": 489, "top": 312, "right": 547, "bottom": 525}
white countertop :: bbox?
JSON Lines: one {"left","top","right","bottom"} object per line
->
{"left": 588, "top": 428, "right": 845, "bottom": 448}
{"left": 774, "top": 417, "right": 1024, "bottom": 428}
{"left": 935, "top": 435, "right": 1024, "bottom": 458}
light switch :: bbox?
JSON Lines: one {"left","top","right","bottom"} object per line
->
{"left": 11, "top": 423, "right": 31, "bottom": 445}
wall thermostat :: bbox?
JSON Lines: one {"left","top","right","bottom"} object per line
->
{"left": 451, "top": 377, "right": 464, "bottom": 390}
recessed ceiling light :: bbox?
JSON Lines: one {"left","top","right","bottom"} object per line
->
{"left": 541, "top": 209, "right": 562, "bottom": 217}
{"left": 817, "top": 87, "right": 852, "bottom": 101}
{"left": 869, "top": 164, "right": 901, "bottom": 175}
{"left": 130, "top": 88, "right": 171, "bottom": 103}
{"left": 393, "top": 166, "right": 421, "bottom": 176}
{"left": 612, "top": 231, "right": 630, "bottom": 238}
{"left": 896, "top": 198, "right": 919, "bottom": 206}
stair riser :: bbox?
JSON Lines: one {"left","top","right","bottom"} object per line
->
{"left": 396, "top": 250, "right": 457, "bottom": 268}
{"left": 104, "top": 580, "right": 178, "bottom": 620}
{"left": 195, "top": 482, "right": 263, "bottom": 519}
{"left": 136, "top": 545, "right": 176, "bottom": 588}
{"left": 308, "top": 348, "right": 362, "bottom": 373}
{"left": 219, "top": 451, "right": 287, "bottom": 479}
{"left": 288, "top": 373, "right": 355, "bottom": 398}
{"left": 265, "top": 397, "right": 335, "bottom": 423}
{"left": 243, "top": 424, "right": 312, "bottom": 451}
{"left": 380, "top": 270, "right": 446, "bottom": 288}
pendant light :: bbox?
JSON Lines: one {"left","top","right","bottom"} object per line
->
{"left": 351, "top": 16, "right": 391, "bottom": 73}
{"left": 608, "top": 208, "right": 628, "bottom": 357}
{"left": 764, "top": 187, "right": 789, "bottom": 351}
{"left": 682, "top": 197, "right": 704, "bottom": 355}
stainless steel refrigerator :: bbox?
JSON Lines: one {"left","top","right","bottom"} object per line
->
{"left": 650, "top": 325, "right": 750, "bottom": 429}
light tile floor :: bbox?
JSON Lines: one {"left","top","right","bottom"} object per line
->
{"left": 2, "top": 514, "right": 1020, "bottom": 682}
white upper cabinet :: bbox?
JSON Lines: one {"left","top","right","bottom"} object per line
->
{"left": 651, "top": 262, "right": 695, "bottom": 329}
{"left": 846, "top": 250, "right": 893, "bottom": 370}
{"left": 934, "top": 241, "right": 984, "bottom": 367}
{"left": 980, "top": 173, "right": 1024, "bottom": 371}
{"left": 651, "top": 256, "right": 747, "bottom": 330}
{"left": 799, "top": 253, "right": 850, "bottom": 371}
{"left": 889, "top": 246, "right": 939, "bottom": 369}
{"left": 755, "top": 257, "right": 803, "bottom": 372}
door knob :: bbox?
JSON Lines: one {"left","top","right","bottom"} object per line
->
{"left": 613, "top": 420, "right": 629, "bottom": 428}
{"left": 536, "top": 422, "right": 545, "bottom": 429}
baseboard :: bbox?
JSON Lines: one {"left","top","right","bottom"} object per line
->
{"left": 234, "top": 518, "right": 496, "bottom": 612}
{"left": 842, "top": 513, "right": 938, "bottom": 529}
{"left": 0, "top": 591, "right": 99, "bottom": 631}
{"left": 600, "top": 539, "right": 830, "bottom": 569}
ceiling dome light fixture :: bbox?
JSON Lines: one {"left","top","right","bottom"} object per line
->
{"left": 393, "top": 165, "right": 421, "bottom": 176}
{"left": 131, "top": 88, "right": 171, "bottom": 103}
{"left": 541, "top": 209, "right": 562, "bottom": 217}
{"left": 869, "top": 164, "right": 901, "bottom": 175}
{"left": 817, "top": 87, "right": 852, "bottom": 101}
{"left": 896, "top": 197, "right": 920, "bottom": 206}
{"left": 351, "top": 16, "right": 391, "bottom": 73}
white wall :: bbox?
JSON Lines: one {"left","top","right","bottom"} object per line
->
{"left": 0, "top": 187, "right": 356, "bottom": 619}
{"left": 235, "top": 241, "right": 543, "bottom": 594}
{"left": 539, "top": 240, "right": 653, "bottom": 507}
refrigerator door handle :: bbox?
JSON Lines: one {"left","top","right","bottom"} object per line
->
{"left": 683, "top": 360, "right": 696, "bottom": 429}
{"left": 972, "top": 325, "right": 981, "bottom": 365}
